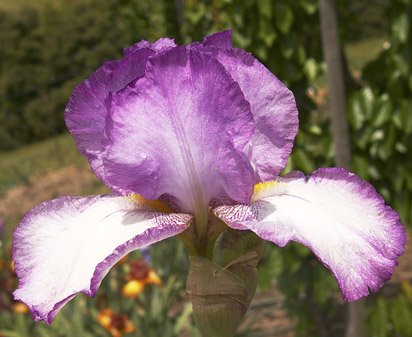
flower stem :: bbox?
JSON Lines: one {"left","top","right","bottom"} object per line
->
{"left": 177, "top": 231, "right": 198, "bottom": 256}
{"left": 204, "top": 219, "right": 226, "bottom": 260}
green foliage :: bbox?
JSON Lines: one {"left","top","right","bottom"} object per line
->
{"left": 0, "top": 133, "right": 85, "bottom": 195}
{"left": 349, "top": 88, "right": 412, "bottom": 223}
{"left": 0, "top": 0, "right": 164, "bottom": 151}
{"left": 349, "top": 0, "right": 412, "bottom": 225}
{"left": 258, "top": 243, "right": 343, "bottom": 336}
{"left": 344, "top": 36, "right": 387, "bottom": 72}
{"left": 183, "top": 0, "right": 322, "bottom": 97}
{"left": 367, "top": 283, "right": 412, "bottom": 337}
{"left": 347, "top": 3, "right": 412, "bottom": 334}
{"left": 337, "top": 0, "right": 390, "bottom": 42}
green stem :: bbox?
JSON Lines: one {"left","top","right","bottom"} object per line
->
{"left": 204, "top": 220, "right": 226, "bottom": 260}
{"left": 177, "top": 231, "right": 198, "bottom": 256}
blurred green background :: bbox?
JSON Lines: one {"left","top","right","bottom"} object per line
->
{"left": 0, "top": 0, "right": 411, "bottom": 336}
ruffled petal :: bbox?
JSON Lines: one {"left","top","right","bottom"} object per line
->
{"left": 214, "top": 168, "right": 406, "bottom": 301}
{"left": 202, "top": 30, "right": 232, "bottom": 48}
{"left": 13, "top": 195, "right": 191, "bottom": 323}
{"left": 65, "top": 46, "right": 155, "bottom": 180}
{"left": 211, "top": 48, "right": 298, "bottom": 181}
{"left": 103, "top": 47, "right": 255, "bottom": 212}
{"left": 124, "top": 37, "right": 176, "bottom": 55}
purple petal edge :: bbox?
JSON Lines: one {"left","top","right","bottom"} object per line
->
{"left": 88, "top": 219, "right": 188, "bottom": 295}
{"left": 279, "top": 168, "right": 404, "bottom": 300}
{"left": 202, "top": 30, "right": 232, "bottom": 48}
{"left": 215, "top": 167, "right": 406, "bottom": 301}
{"left": 13, "top": 195, "right": 192, "bottom": 324}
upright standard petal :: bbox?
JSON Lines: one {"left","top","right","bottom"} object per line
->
{"left": 13, "top": 195, "right": 191, "bottom": 323}
{"left": 103, "top": 47, "right": 255, "bottom": 212}
{"left": 65, "top": 46, "right": 155, "bottom": 180}
{"left": 202, "top": 30, "right": 233, "bottom": 49}
{"left": 214, "top": 168, "right": 406, "bottom": 301}
{"left": 124, "top": 37, "right": 176, "bottom": 55}
{"left": 211, "top": 48, "right": 298, "bottom": 181}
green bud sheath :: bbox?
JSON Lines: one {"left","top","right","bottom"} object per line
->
{"left": 186, "top": 230, "right": 264, "bottom": 337}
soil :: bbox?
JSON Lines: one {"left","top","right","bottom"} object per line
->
{"left": 0, "top": 166, "right": 107, "bottom": 226}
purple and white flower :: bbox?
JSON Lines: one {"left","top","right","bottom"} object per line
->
{"left": 13, "top": 31, "right": 405, "bottom": 324}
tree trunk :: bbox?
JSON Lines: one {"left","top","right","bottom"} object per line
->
{"left": 319, "top": 0, "right": 351, "bottom": 168}
{"left": 164, "top": 0, "right": 184, "bottom": 43}
{"left": 319, "top": 1, "right": 366, "bottom": 337}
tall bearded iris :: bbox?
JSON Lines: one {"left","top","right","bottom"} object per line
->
{"left": 13, "top": 31, "right": 405, "bottom": 335}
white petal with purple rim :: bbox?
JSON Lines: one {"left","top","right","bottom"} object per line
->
{"left": 214, "top": 168, "right": 406, "bottom": 301}
{"left": 13, "top": 195, "right": 191, "bottom": 323}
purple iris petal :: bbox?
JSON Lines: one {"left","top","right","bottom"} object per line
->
{"left": 197, "top": 32, "right": 298, "bottom": 181}
{"left": 13, "top": 195, "right": 191, "bottom": 323}
{"left": 202, "top": 30, "right": 233, "bottom": 48}
{"left": 65, "top": 43, "right": 159, "bottom": 181}
{"left": 102, "top": 47, "right": 255, "bottom": 212}
{"left": 204, "top": 42, "right": 298, "bottom": 181}
{"left": 214, "top": 168, "right": 406, "bottom": 301}
{"left": 66, "top": 31, "right": 298, "bottom": 198}
{"left": 124, "top": 37, "right": 176, "bottom": 55}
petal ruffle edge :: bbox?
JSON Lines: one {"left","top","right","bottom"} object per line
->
{"left": 211, "top": 47, "right": 299, "bottom": 181}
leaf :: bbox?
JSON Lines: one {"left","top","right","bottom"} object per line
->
{"left": 291, "top": 148, "right": 315, "bottom": 173}
{"left": 257, "top": 0, "right": 272, "bottom": 18}
{"left": 368, "top": 298, "right": 389, "bottom": 337}
{"left": 258, "top": 19, "right": 277, "bottom": 47}
{"left": 186, "top": 3, "right": 206, "bottom": 24}
{"left": 371, "top": 94, "right": 393, "bottom": 127}
{"left": 304, "top": 58, "right": 318, "bottom": 82}
{"left": 402, "top": 281, "right": 412, "bottom": 302}
{"left": 357, "top": 128, "right": 373, "bottom": 150}
{"left": 395, "top": 141, "right": 408, "bottom": 153}
{"left": 352, "top": 155, "right": 370, "bottom": 179}
{"left": 360, "top": 87, "right": 375, "bottom": 120}
{"left": 273, "top": 3, "right": 294, "bottom": 34}
{"left": 390, "top": 295, "right": 412, "bottom": 335}
{"left": 379, "top": 124, "right": 396, "bottom": 160}
{"left": 232, "top": 31, "right": 252, "bottom": 49}
{"left": 299, "top": 0, "right": 318, "bottom": 15}
{"left": 392, "top": 12, "right": 408, "bottom": 43}
{"left": 174, "top": 303, "right": 193, "bottom": 334}
{"left": 313, "top": 269, "right": 335, "bottom": 305}
{"left": 399, "top": 100, "right": 412, "bottom": 133}
{"left": 349, "top": 88, "right": 374, "bottom": 130}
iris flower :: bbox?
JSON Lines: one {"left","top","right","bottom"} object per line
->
{"left": 13, "top": 31, "right": 405, "bottom": 325}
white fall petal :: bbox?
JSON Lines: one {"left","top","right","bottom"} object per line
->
{"left": 214, "top": 168, "right": 405, "bottom": 301}
{"left": 13, "top": 195, "right": 192, "bottom": 323}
